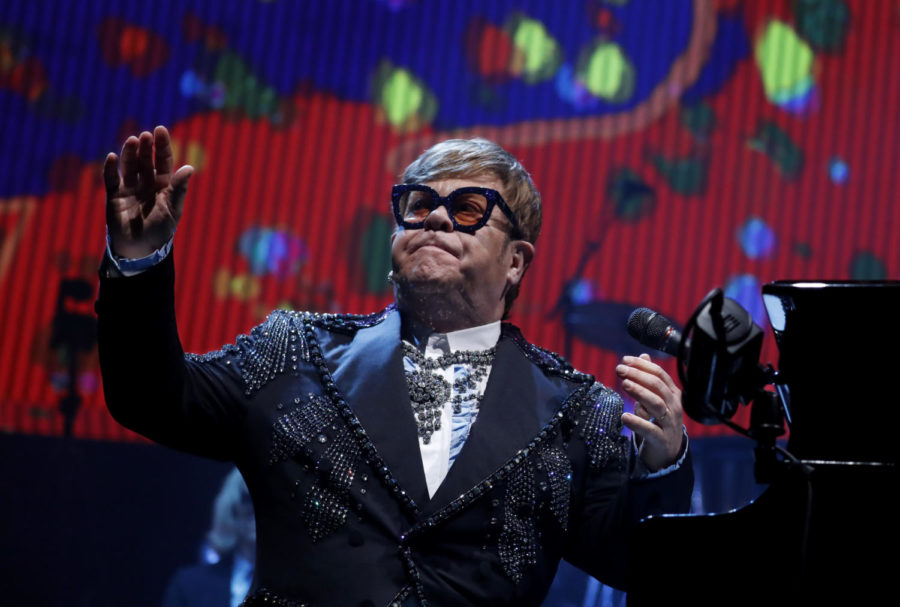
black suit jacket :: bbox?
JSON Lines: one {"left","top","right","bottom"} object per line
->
{"left": 97, "top": 255, "right": 692, "bottom": 607}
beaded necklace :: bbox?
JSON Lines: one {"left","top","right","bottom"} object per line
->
{"left": 401, "top": 341, "right": 496, "bottom": 444}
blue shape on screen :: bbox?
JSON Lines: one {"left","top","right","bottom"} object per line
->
{"left": 568, "top": 279, "right": 594, "bottom": 306}
{"left": 829, "top": 157, "right": 849, "bottom": 183}
{"left": 555, "top": 64, "right": 599, "bottom": 110}
{"left": 238, "top": 227, "right": 308, "bottom": 277}
{"left": 738, "top": 217, "right": 776, "bottom": 259}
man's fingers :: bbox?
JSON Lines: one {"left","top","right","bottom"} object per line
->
{"left": 617, "top": 363, "right": 669, "bottom": 403}
{"left": 627, "top": 355, "right": 678, "bottom": 392}
{"left": 623, "top": 379, "right": 668, "bottom": 418}
{"left": 137, "top": 131, "right": 155, "bottom": 195}
{"left": 103, "top": 153, "right": 120, "bottom": 195}
{"left": 121, "top": 136, "right": 139, "bottom": 188}
{"left": 622, "top": 412, "right": 663, "bottom": 440}
{"left": 169, "top": 165, "right": 194, "bottom": 218}
{"left": 621, "top": 354, "right": 679, "bottom": 393}
{"left": 620, "top": 357, "right": 686, "bottom": 470}
{"left": 154, "top": 125, "right": 174, "bottom": 178}
{"left": 623, "top": 411, "right": 682, "bottom": 471}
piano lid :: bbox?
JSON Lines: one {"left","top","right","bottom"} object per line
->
{"left": 761, "top": 280, "right": 899, "bottom": 464}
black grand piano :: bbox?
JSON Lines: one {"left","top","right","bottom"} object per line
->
{"left": 628, "top": 282, "right": 898, "bottom": 605}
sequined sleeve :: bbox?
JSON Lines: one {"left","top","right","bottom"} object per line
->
{"left": 185, "top": 309, "right": 309, "bottom": 398}
{"left": 577, "top": 383, "right": 629, "bottom": 471}
{"left": 561, "top": 381, "right": 692, "bottom": 589}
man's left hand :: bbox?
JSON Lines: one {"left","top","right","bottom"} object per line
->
{"left": 616, "top": 354, "right": 684, "bottom": 472}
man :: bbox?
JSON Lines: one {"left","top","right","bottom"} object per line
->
{"left": 162, "top": 468, "right": 256, "bottom": 607}
{"left": 98, "top": 126, "right": 691, "bottom": 606}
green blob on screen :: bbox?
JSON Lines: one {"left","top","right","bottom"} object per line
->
{"left": 606, "top": 168, "right": 656, "bottom": 221}
{"left": 755, "top": 21, "right": 814, "bottom": 105}
{"left": 680, "top": 102, "right": 717, "bottom": 140}
{"left": 850, "top": 251, "right": 886, "bottom": 280}
{"left": 509, "top": 15, "right": 563, "bottom": 83}
{"left": 748, "top": 121, "right": 804, "bottom": 178}
{"left": 215, "top": 51, "right": 282, "bottom": 119}
{"left": 579, "top": 42, "right": 635, "bottom": 103}
{"left": 375, "top": 62, "right": 437, "bottom": 128}
{"left": 795, "top": 0, "right": 850, "bottom": 52}
{"left": 362, "top": 215, "right": 395, "bottom": 294}
{"left": 649, "top": 153, "right": 708, "bottom": 197}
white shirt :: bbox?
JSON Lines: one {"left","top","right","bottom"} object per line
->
{"left": 402, "top": 320, "right": 501, "bottom": 497}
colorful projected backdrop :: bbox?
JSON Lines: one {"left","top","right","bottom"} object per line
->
{"left": 1, "top": 0, "right": 897, "bottom": 442}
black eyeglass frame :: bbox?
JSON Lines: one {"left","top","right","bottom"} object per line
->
{"left": 391, "top": 184, "right": 521, "bottom": 236}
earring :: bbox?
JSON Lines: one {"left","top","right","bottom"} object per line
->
{"left": 387, "top": 270, "right": 396, "bottom": 284}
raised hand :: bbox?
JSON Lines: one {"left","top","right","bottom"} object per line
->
{"left": 103, "top": 126, "right": 193, "bottom": 259}
{"left": 617, "top": 354, "right": 685, "bottom": 471}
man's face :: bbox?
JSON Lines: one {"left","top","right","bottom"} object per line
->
{"left": 390, "top": 174, "right": 533, "bottom": 327}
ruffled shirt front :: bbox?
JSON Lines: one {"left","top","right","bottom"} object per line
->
{"left": 401, "top": 320, "right": 500, "bottom": 498}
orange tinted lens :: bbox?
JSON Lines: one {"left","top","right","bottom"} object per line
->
{"left": 449, "top": 192, "right": 487, "bottom": 225}
{"left": 403, "top": 190, "right": 436, "bottom": 221}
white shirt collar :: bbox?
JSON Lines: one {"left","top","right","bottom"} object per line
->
{"left": 402, "top": 318, "right": 501, "bottom": 358}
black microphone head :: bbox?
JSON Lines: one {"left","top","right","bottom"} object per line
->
{"left": 627, "top": 307, "right": 677, "bottom": 353}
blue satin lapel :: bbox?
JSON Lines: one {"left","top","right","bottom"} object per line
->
{"left": 422, "top": 335, "right": 580, "bottom": 516}
{"left": 328, "top": 310, "right": 430, "bottom": 508}
{"left": 326, "top": 314, "right": 585, "bottom": 519}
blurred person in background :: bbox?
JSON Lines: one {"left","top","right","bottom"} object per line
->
{"left": 161, "top": 468, "right": 255, "bottom": 607}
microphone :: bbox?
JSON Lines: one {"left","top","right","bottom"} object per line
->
{"left": 628, "top": 294, "right": 765, "bottom": 424}
{"left": 626, "top": 307, "right": 684, "bottom": 356}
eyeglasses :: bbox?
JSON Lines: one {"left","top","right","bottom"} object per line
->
{"left": 391, "top": 184, "right": 521, "bottom": 236}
